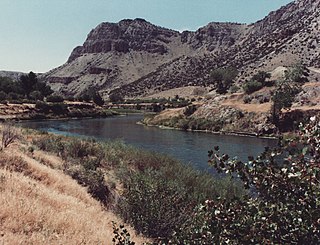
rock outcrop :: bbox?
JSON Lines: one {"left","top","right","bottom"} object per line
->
{"left": 43, "top": 0, "right": 320, "bottom": 98}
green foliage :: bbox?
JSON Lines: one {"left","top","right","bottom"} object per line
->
{"left": 0, "top": 91, "right": 7, "bottom": 102}
{"left": 0, "top": 72, "right": 53, "bottom": 102}
{"left": 29, "top": 90, "right": 44, "bottom": 101}
{"left": 109, "top": 93, "right": 124, "bottom": 103}
{"left": 112, "top": 222, "right": 135, "bottom": 245}
{"left": 118, "top": 151, "right": 246, "bottom": 239}
{"left": 285, "top": 62, "right": 309, "bottom": 83}
{"left": 172, "top": 117, "right": 320, "bottom": 244}
{"left": 78, "top": 93, "right": 91, "bottom": 102}
{"left": 243, "top": 71, "right": 271, "bottom": 94}
{"left": 271, "top": 79, "right": 301, "bottom": 125}
{"left": 151, "top": 103, "right": 162, "bottom": 112}
{"left": 210, "top": 67, "right": 238, "bottom": 94}
{"left": 251, "top": 70, "right": 271, "bottom": 84}
{"left": 33, "top": 136, "right": 109, "bottom": 204}
{"left": 19, "top": 72, "right": 53, "bottom": 99}
{"left": 32, "top": 134, "right": 246, "bottom": 241}
{"left": 242, "top": 80, "right": 263, "bottom": 94}
{"left": 64, "top": 160, "right": 109, "bottom": 204}
{"left": 270, "top": 63, "right": 308, "bottom": 125}
{"left": 184, "top": 105, "right": 197, "bottom": 116}
{"left": 92, "top": 92, "right": 104, "bottom": 106}
{"left": 46, "top": 94, "right": 64, "bottom": 103}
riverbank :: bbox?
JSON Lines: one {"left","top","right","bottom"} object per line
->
{"left": 0, "top": 102, "right": 120, "bottom": 121}
{"left": 0, "top": 124, "right": 245, "bottom": 243}
{"left": 142, "top": 104, "right": 320, "bottom": 137}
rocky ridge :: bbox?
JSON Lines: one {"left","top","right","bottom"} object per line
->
{"left": 43, "top": 0, "right": 320, "bottom": 98}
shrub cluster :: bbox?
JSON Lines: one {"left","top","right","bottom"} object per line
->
{"left": 170, "top": 117, "right": 320, "bottom": 243}
{"left": 33, "top": 136, "right": 110, "bottom": 204}
{"left": 0, "top": 72, "right": 53, "bottom": 103}
{"left": 32, "top": 133, "right": 246, "bottom": 241}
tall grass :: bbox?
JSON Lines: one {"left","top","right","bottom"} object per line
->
{"left": 31, "top": 133, "right": 247, "bottom": 240}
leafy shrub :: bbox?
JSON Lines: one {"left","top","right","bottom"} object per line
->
{"left": 229, "top": 84, "right": 240, "bottom": 93}
{"left": 33, "top": 135, "right": 110, "bottom": 204}
{"left": 118, "top": 156, "right": 246, "bottom": 239}
{"left": 243, "top": 95, "right": 252, "bottom": 104}
{"left": 112, "top": 222, "right": 135, "bottom": 245}
{"left": 49, "top": 103, "right": 68, "bottom": 114}
{"left": 210, "top": 67, "right": 238, "bottom": 94}
{"left": 119, "top": 168, "right": 193, "bottom": 238}
{"left": 0, "top": 91, "right": 7, "bottom": 102}
{"left": 184, "top": 105, "right": 197, "bottom": 116}
{"left": 35, "top": 101, "right": 50, "bottom": 112}
{"left": 46, "top": 95, "right": 64, "bottom": 103}
{"left": 64, "top": 161, "right": 109, "bottom": 204}
{"left": 29, "top": 90, "right": 44, "bottom": 101}
{"left": 171, "top": 117, "right": 320, "bottom": 243}
{"left": 92, "top": 92, "right": 104, "bottom": 106}
{"left": 242, "top": 80, "right": 263, "bottom": 94}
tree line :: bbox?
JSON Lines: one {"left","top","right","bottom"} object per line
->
{"left": 0, "top": 72, "right": 105, "bottom": 106}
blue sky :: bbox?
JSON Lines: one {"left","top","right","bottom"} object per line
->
{"left": 0, "top": 0, "right": 292, "bottom": 73}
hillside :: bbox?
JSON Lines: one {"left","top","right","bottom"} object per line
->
{"left": 0, "top": 128, "right": 147, "bottom": 244}
{"left": 42, "top": 0, "right": 320, "bottom": 98}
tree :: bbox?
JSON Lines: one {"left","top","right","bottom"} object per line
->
{"left": 171, "top": 117, "right": 320, "bottom": 244}
{"left": 243, "top": 71, "right": 271, "bottom": 94}
{"left": 92, "top": 92, "right": 104, "bottom": 106}
{"left": 109, "top": 93, "right": 123, "bottom": 103}
{"left": 29, "top": 90, "right": 44, "bottom": 101}
{"left": 210, "top": 67, "right": 238, "bottom": 94}
{"left": 251, "top": 70, "right": 271, "bottom": 84}
{"left": 269, "top": 63, "right": 308, "bottom": 126}
{"left": 19, "top": 71, "right": 53, "bottom": 99}
{"left": 19, "top": 72, "right": 38, "bottom": 97}
{"left": 285, "top": 62, "right": 309, "bottom": 84}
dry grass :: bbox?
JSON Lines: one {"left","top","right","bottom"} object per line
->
{"left": 0, "top": 146, "right": 148, "bottom": 244}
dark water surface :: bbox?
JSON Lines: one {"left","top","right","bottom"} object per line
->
{"left": 19, "top": 115, "right": 277, "bottom": 172}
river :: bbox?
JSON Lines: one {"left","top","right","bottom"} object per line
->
{"left": 19, "top": 115, "right": 277, "bottom": 172}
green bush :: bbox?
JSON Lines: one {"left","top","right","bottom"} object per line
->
{"left": 35, "top": 101, "right": 50, "bottom": 112}
{"left": 184, "top": 105, "right": 197, "bottom": 116}
{"left": 46, "top": 95, "right": 64, "bottom": 103}
{"left": 242, "top": 80, "right": 263, "bottom": 94}
{"left": 29, "top": 90, "right": 44, "bottom": 101}
{"left": 117, "top": 152, "right": 246, "bottom": 239}
{"left": 169, "top": 117, "right": 320, "bottom": 243}
{"left": 64, "top": 161, "right": 109, "bottom": 204}
{"left": 0, "top": 91, "right": 7, "bottom": 102}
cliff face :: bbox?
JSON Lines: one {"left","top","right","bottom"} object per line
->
{"left": 43, "top": 0, "right": 320, "bottom": 97}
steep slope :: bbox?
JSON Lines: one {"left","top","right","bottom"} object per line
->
{"left": 113, "top": 0, "right": 320, "bottom": 98}
{"left": 43, "top": 18, "right": 193, "bottom": 96}
{"left": 0, "top": 135, "right": 147, "bottom": 244}
{"left": 44, "top": 0, "right": 320, "bottom": 98}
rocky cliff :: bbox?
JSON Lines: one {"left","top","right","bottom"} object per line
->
{"left": 43, "top": 0, "right": 320, "bottom": 98}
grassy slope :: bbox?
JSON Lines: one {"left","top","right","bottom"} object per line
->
{"left": 0, "top": 141, "right": 147, "bottom": 244}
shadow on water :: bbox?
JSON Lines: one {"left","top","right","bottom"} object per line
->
{"left": 19, "top": 115, "right": 277, "bottom": 173}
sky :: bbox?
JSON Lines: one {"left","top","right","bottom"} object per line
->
{"left": 0, "top": 0, "right": 293, "bottom": 73}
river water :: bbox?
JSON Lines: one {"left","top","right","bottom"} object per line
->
{"left": 19, "top": 115, "right": 277, "bottom": 172}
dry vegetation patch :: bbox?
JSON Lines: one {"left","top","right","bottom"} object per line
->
{"left": 0, "top": 143, "right": 148, "bottom": 244}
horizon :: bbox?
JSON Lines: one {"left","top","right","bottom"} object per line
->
{"left": 0, "top": 0, "right": 292, "bottom": 73}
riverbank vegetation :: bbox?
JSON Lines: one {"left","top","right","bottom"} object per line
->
{"left": 143, "top": 63, "right": 315, "bottom": 136}
{"left": 31, "top": 132, "right": 245, "bottom": 240}
{"left": 1, "top": 115, "right": 319, "bottom": 243}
